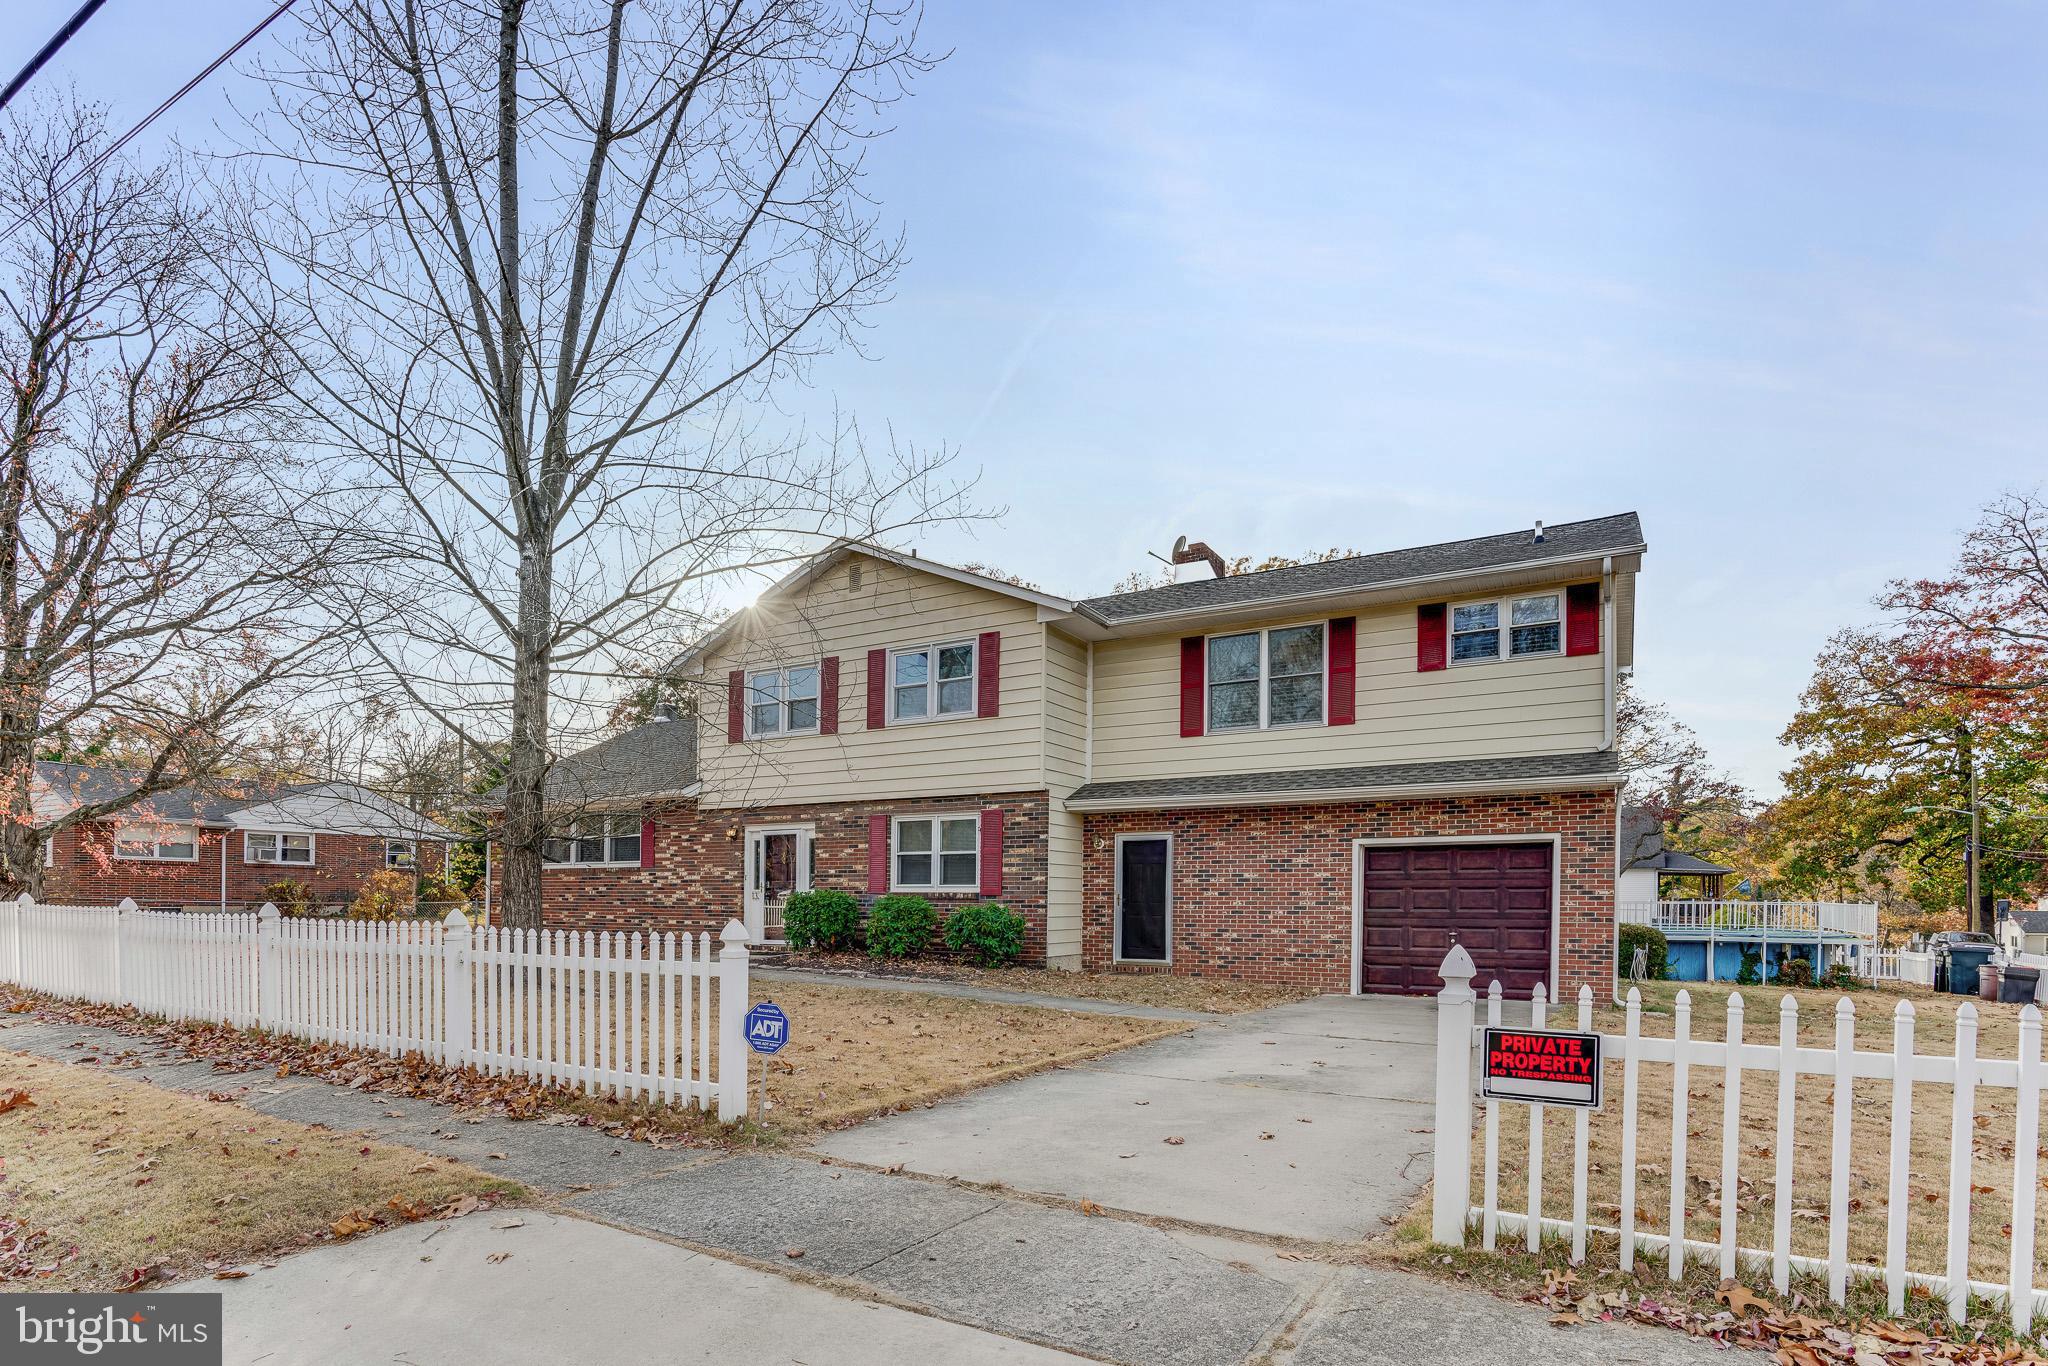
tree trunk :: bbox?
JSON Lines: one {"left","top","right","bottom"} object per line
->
{"left": 0, "top": 739, "right": 44, "bottom": 900}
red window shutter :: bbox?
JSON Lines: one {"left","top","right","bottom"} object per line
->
{"left": 1328, "top": 617, "right": 1356, "bottom": 725}
{"left": 866, "top": 648, "right": 888, "bottom": 729}
{"left": 977, "top": 631, "right": 1001, "bottom": 717}
{"left": 1179, "top": 636, "right": 1205, "bottom": 737}
{"left": 1565, "top": 582, "right": 1601, "bottom": 656}
{"left": 819, "top": 656, "right": 840, "bottom": 734}
{"left": 726, "top": 670, "right": 744, "bottom": 742}
{"left": 639, "top": 817, "right": 655, "bottom": 870}
{"left": 1416, "top": 603, "right": 1447, "bottom": 672}
{"left": 867, "top": 813, "right": 889, "bottom": 892}
{"left": 979, "top": 807, "right": 1003, "bottom": 896}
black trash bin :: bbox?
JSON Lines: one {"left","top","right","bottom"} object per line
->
{"left": 2000, "top": 964, "right": 2040, "bottom": 1005}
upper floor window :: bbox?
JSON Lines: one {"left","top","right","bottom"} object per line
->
{"left": 1207, "top": 623, "right": 1324, "bottom": 731}
{"left": 385, "top": 839, "right": 418, "bottom": 871}
{"left": 893, "top": 813, "right": 978, "bottom": 890}
{"left": 1452, "top": 593, "right": 1561, "bottom": 663}
{"left": 245, "top": 831, "right": 314, "bottom": 865}
{"left": 747, "top": 663, "right": 819, "bottom": 737}
{"left": 542, "top": 813, "right": 641, "bottom": 866}
{"left": 890, "top": 641, "right": 976, "bottom": 723}
{"left": 116, "top": 823, "right": 198, "bottom": 861}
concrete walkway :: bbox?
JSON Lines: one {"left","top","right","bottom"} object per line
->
{"left": 169, "top": 1208, "right": 1087, "bottom": 1365}
{"left": 4, "top": 1008, "right": 1724, "bottom": 1366}
{"left": 813, "top": 994, "right": 1442, "bottom": 1241}
{"left": 753, "top": 964, "right": 1227, "bottom": 1021}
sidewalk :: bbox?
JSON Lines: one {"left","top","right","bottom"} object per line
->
{"left": 4, "top": 1010, "right": 1724, "bottom": 1366}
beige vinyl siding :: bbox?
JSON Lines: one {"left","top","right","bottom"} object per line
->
{"left": 1089, "top": 587, "right": 1606, "bottom": 783}
{"left": 1042, "top": 628, "right": 1090, "bottom": 796}
{"left": 697, "top": 554, "right": 1046, "bottom": 808}
{"left": 1045, "top": 801, "right": 1083, "bottom": 968}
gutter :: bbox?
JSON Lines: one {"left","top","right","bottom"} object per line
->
{"left": 1062, "top": 768, "right": 1625, "bottom": 814}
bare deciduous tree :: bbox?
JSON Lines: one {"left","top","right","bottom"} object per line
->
{"left": 243, "top": 0, "right": 972, "bottom": 928}
{"left": 0, "top": 98, "right": 342, "bottom": 896}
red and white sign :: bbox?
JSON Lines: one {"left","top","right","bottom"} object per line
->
{"left": 1482, "top": 1027, "right": 1603, "bottom": 1109}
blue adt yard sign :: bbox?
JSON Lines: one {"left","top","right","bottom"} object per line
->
{"left": 744, "top": 1001, "right": 790, "bottom": 1055}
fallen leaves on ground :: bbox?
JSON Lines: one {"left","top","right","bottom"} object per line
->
{"left": 0, "top": 1088, "right": 34, "bottom": 1114}
{"left": 1527, "top": 1273, "right": 2048, "bottom": 1364}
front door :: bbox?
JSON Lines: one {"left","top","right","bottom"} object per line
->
{"left": 1116, "top": 835, "right": 1171, "bottom": 962}
{"left": 744, "top": 827, "right": 810, "bottom": 943}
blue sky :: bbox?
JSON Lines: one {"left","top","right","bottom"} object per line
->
{"left": 13, "top": 1, "right": 2048, "bottom": 792}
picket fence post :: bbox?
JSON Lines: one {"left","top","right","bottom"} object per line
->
{"left": 1431, "top": 941, "right": 1478, "bottom": 1245}
{"left": 717, "top": 919, "right": 751, "bottom": 1123}
{"left": 8, "top": 892, "right": 26, "bottom": 984}
{"left": 442, "top": 907, "right": 472, "bottom": 1070}
{"left": 256, "top": 903, "right": 280, "bottom": 1030}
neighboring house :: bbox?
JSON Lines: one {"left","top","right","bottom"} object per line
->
{"left": 1999, "top": 906, "right": 2048, "bottom": 960}
{"left": 1616, "top": 805, "right": 1734, "bottom": 906}
{"left": 500, "top": 512, "right": 1645, "bottom": 1002}
{"left": 32, "top": 761, "right": 456, "bottom": 912}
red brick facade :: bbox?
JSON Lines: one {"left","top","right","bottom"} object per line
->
{"left": 1078, "top": 789, "right": 1618, "bottom": 1001}
{"left": 492, "top": 793, "right": 1053, "bottom": 959}
{"left": 41, "top": 821, "right": 445, "bottom": 911}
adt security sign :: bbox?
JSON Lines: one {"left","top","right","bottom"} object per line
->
{"left": 745, "top": 1001, "right": 790, "bottom": 1055}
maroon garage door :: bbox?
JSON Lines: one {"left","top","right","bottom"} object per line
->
{"left": 1357, "top": 843, "right": 1552, "bottom": 996}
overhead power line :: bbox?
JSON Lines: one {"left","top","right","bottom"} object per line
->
{"left": 0, "top": 0, "right": 110, "bottom": 116}
{"left": 1, "top": 0, "right": 301, "bottom": 242}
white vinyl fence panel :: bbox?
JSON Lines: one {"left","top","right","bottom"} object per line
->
{"left": 1431, "top": 945, "right": 2046, "bottom": 1333}
{"left": 0, "top": 895, "right": 751, "bottom": 1121}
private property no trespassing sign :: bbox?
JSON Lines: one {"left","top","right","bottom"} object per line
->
{"left": 1481, "top": 1027, "right": 1603, "bottom": 1109}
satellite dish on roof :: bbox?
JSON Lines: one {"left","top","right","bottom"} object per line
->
{"left": 1171, "top": 535, "right": 1188, "bottom": 558}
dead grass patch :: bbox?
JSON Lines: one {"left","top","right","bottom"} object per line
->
{"left": 772, "top": 952, "right": 1314, "bottom": 1015}
{"left": 1475, "top": 979, "right": 2047, "bottom": 1289}
{"left": 0, "top": 1050, "right": 521, "bottom": 1292}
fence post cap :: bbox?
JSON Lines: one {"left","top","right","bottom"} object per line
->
{"left": 719, "top": 919, "right": 750, "bottom": 946}
{"left": 257, "top": 902, "right": 280, "bottom": 921}
{"left": 14, "top": 892, "right": 32, "bottom": 909}
{"left": 1435, "top": 942, "right": 1475, "bottom": 998}
{"left": 442, "top": 907, "right": 471, "bottom": 928}
{"left": 116, "top": 897, "right": 138, "bottom": 913}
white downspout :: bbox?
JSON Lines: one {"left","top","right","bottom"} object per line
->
{"left": 219, "top": 828, "right": 228, "bottom": 912}
{"left": 481, "top": 841, "right": 492, "bottom": 927}
{"left": 1600, "top": 556, "right": 1617, "bottom": 752}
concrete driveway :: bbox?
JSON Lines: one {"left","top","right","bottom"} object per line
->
{"left": 812, "top": 993, "right": 1439, "bottom": 1242}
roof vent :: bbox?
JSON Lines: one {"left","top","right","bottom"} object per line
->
{"left": 652, "top": 703, "right": 679, "bottom": 723}
{"left": 1532, "top": 520, "right": 1545, "bottom": 544}
{"left": 1171, "top": 535, "right": 1226, "bottom": 579}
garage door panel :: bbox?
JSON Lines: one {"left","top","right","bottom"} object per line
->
{"left": 1357, "top": 842, "right": 1553, "bottom": 997}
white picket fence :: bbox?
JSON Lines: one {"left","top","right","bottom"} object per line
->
{"left": 1859, "top": 949, "right": 1937, "bottom": 987}
{"left": 0, "top": 896, "right": 752, "bottom": 1120}
{"left": 1430, "top": 945, "right": 2045, "bottom": 1332}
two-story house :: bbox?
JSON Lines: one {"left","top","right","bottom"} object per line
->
{"left": 494, "top": 512, "right": 1643, "bottom": 1003}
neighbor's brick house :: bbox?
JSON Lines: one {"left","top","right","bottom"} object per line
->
{"left": 488, "top": 514, "right": 1646, "bottom": 1002}
{"left": 34, "top": 763, "right": 453, "bottom": 912}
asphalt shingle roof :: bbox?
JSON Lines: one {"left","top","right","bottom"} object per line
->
{"left": 1064, "top": 749, "right": 1619, "bottom": 806}
{"left": 1079, "top": 512, "right": 1644, "bottom": 623}
{"left": 2007, "top": 909, "right": 2048, "bottom": 936}
{"left": 478, "top": 716, "right": 698, "bottom": 807}
{"left": 32, "top": 761, "right": 455, "bottom": 838}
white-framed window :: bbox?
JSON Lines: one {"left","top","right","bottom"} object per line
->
{"left": 1451, "top": 592, "right": 1562, "bottom": 663}
{"left": 114, "top": 823, "right": 199, "bottom": 862}
{"left": 542, "top": 813, "right": 642, "bottom": 866}
{"left": 745, "top": 663, "right": 820, "bottom": 738}
{"left": 889, "top": 640, "right": 977, "bottom": 723}
{"left": 892, "top": 813, "right": 979, "bottom": 891}
{"left": 384, "top": 839, "right": 418, "bottom": 871}
{"left": 245, "top": 831, "right": 314, "bottom": 865}
{"left": 1206, "top": 622, "right": 1325, "bottom": 731}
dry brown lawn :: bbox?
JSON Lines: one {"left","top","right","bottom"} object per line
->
{"left": 744, "top": 980, "right": 1189, "bottom": 1132}
{"left": 0, "top": 1050, "right": 522, "bottom": 1291}
{"left": 772, "top": 952, "right": 1315, "bottom": 1015}
{"left": 1476, "top": 979, "right": 2047, "bottom": 1288}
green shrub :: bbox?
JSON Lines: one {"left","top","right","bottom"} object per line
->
{"left": 944, "top": 902, "right": 1026, "bottom": 967}
{"left": 1775, "top": 955, "right": 1814, "bottom": 988}
{"left": 1616, "top": 923, "right": 1670, "bottom": 981}
{"left": 866, "top": 894, "right": 937, "bottom": 959}
{"left": 1735, "top": 948, "right": 1763, "bottom": 987}
{"left": 1821, "top": 962, "right": 1862, "bottom": 992}
{"left": 782, "top": 889, "right": 860, "bottom": 951}
{"left": 263, "top": 878, "right": 316, "bottom": 917}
